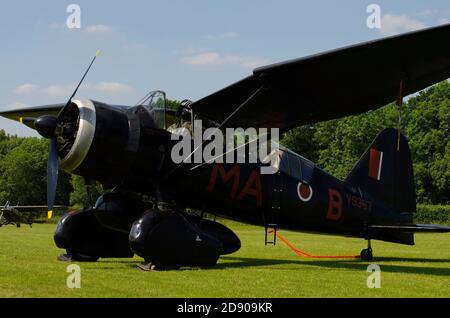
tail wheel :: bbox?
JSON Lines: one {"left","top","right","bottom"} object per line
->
{"left": 360, "top": 248, "right": 373, "bottom": 261}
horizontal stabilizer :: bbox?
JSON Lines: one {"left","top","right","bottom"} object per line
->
{"left": 1, "top": 205, "right": 67, "bottom": 210}
{"left": 369, "top": 224, "right": 450, "bottom": 233}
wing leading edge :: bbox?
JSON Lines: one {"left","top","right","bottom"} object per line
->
{"left": 0, "top": 103, "right": 130, "bottom": 130}
{"left": 191, "top": 24, "right": 450, "bottom": 132}
{"left": 0, "top": 104, "right": 65, "bottom": 129}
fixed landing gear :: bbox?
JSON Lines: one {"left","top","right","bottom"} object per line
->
{"left": 54, "top": 208, "right": 134, "bottom": 262}
{"left": 360, "top": 239, "right": 373, "bottom": 261}
{"left": 137, "top": 261, "right": 180, "bottom": 271}
{"left": 57, "top": 253, "right": 99, "bottom": 262}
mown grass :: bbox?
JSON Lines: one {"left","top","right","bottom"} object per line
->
{"left": 0, "top": 223, "right": 449, "bottom": 298}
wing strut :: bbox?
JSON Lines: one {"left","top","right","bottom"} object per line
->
{"left": 211, "top": 85, "right": 264, "bottom": 133}
{"left": 187, "top": 85, "right": 264, "bottom": 164}
{"left": 164, "top": 85, "right": 264, "bottom": 179}
{"left": 396, "top": 79, "right": 405, "bottom": 151}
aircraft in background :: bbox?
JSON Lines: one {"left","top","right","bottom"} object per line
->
{"left": 0, "top": 201, "right": 65, "bottom": 228}
{"left": 0, "top": 24, "right": 449, "bottom": 269}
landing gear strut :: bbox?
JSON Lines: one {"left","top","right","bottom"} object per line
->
{"left": 360, "top": 239, "right": 373, "bottom": 261}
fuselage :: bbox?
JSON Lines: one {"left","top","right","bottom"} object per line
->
{"left": 50, "top": 99, "right": 412, "bottom": 245}
{"left": 172, "top": 147, "right": 412, "bottom": 241}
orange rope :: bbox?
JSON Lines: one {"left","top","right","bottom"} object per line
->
{"left": 268, "top": 230, "right": 360, "bottom": 259}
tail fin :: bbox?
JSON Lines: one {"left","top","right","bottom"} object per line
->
{"left": 346, "top": 128, "right": 416, "bottom": 214}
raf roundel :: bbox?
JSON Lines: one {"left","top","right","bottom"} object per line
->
{"left": 297, "top": 182, "right": 313, "bottom": 202}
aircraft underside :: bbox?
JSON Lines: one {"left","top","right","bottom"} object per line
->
{"left": 54, "top": 204, "right": 241, "bottom": 270}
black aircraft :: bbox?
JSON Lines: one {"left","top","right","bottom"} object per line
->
{"left": 0, "top": 201, "right": 64, "bottom": 228}
{"left": 1, "top": 25, "right": 450, "bottom": 269}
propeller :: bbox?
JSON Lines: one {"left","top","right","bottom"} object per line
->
{"left": 46, "top": 137, "right": 59, "bottom": 219}
{"left": 34, "top": 50, "right": 101, "bottom": 218}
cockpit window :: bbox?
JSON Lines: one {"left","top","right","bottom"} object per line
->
{"left": 132, "top": 91, "right": 203, "bottom": 133}
{"left": 133, "top": 90, "right": 178, "bottom": 130}
{"left": 276, "top": 146, "right": 315, "bottom": 183}
{"left": 148, "top": 91, "right": 166, "bottom": 110}
{"left": 146, "top": 91, "right": 167, "bottom": 129}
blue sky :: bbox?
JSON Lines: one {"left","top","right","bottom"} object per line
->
{"left": 0, "top": 0, "right": 449, "bottom": 136}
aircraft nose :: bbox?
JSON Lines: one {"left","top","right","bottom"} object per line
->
{"left": 34, "top": 115, "right": 57, "bottom": 139}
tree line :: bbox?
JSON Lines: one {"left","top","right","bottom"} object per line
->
{"left": 0, "top": 81, "right": 448, "bottom": 208}
{"left": 282, "top": 81, "right": 449, "bottom": 204}
{"left": 0, "top": 133, "right": 97, "bottom": 208}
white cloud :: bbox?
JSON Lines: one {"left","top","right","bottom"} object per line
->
{"left": 85, "top": 24, "right": 113, "bottom": 33}
{"left": 438, "top": 18, "right": 449, "bottom": 25}
{"left": 226, "top": 55, "right": 270, "bottom": 68}
{"left": 42, "top": 84, "right": 75, "bottom": 98}
{"left": 181, "top": 46, "right": 210, "bottom": 55}
{"left": 181, "top": 52, "right": 269, "bottom": 68}
{"left": 380, "top": 14, "right": 427, "bottom": 36}
{"left": 91, "top": 82, "right": 133, "bottom": 94}
{"left": 182, "top": 52, "right": 224, "bottom": 66}
{"left": 12, "top": 82, "right": 132, "bottom": 98}
{"left": 13, "top": 84, "right": 38, "bottom": 95}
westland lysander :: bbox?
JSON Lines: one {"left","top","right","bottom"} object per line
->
{"left": 1, "top": 24, "right": 450, "bottom": 269}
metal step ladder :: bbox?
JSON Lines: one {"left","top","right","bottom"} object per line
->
{"left": 265, "top": 223, "right": 277, "bottom": 245}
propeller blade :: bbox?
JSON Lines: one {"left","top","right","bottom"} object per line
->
{"left": 57, "top": 49, "right": 102, "bottom": 122}
{"left": 47, "top": 137, "right": 59, "bottom": 219}
{"left": 34, "top": 50, "right": 101, "bottom": 139}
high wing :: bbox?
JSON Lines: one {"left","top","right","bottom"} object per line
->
{"left": 0, "top": 103, "right": 129, "bottom": 130}
{"left": 0, "top": 104, "right": 65, "bottom": 129}
{"left": 190, "top": 24, "right": 450, "bottom": 132}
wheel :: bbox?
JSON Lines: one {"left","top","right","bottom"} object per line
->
{"left": 360, "top": 248, "right": 373, "bottom": 261}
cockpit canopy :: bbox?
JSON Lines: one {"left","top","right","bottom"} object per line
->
{"left": 135, "top": 90, "right": 194, "bottom": 131}
{"left": 138, "top": 90, "right": 172, "bottom": 130}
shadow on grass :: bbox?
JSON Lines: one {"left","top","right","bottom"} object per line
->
{"left": 99, "top": 259, "right": 139, "bottom": 264}
{"left": 90, "top": 255, "right": 450, "bottom": 276}
{"left": 218, "top": 256, "right": 450, "bottom": 276}
{"left": 374, "top": 256, "right": 450, "bottom": 263}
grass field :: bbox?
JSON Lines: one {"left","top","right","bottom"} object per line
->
{"left": 0, "top": 222, "right": 449, "bottom": 298}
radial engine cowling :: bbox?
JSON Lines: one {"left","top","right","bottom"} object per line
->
{"left": 57, "top": 99, "right": 173, "bottom": 189}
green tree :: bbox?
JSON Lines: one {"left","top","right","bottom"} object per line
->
{"left": 0, "top": 130, "right": 22, "bottom": 160}
{"left": 280, "top": 81, "right": 449, "bottom": 204}
{"left": 312, "top": 104, "right": 400, "bottom": 179}
{"left": 281, "top": 125, "right": 318, "bottom": 162}
{"left": 406, "top": 81, "right": 450, "bottom": 203}
{"left": 0, "top": 138, "right": 72, "bottom": 206}
{"left": 70, "top": 175, "right": 103, "bottom": 208}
